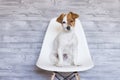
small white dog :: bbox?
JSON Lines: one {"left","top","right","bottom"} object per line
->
{"left": 50, "top": 12, "right": 79, "bottom": 66}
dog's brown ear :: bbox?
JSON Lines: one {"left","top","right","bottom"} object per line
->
{"left": 70, "top": 12, "right": 79, "bottom": 19}
{"left": 56, "top": 13, "right": 65, "bottom": 23}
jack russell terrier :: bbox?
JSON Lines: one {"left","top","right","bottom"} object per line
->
{"left": 50, "top": 12, "right": 79, "bottom": 66}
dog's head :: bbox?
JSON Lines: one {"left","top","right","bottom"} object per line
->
{"left": 56, "top": 12, "right": 79, "bottom": 31}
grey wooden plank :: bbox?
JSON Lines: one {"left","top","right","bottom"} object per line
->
{"left": 0, "top": 0, "right": 120, "bottom": 80}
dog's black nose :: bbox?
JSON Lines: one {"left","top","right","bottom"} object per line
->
{"left": 66, "top": 26, "right": 70, "bottom": 30}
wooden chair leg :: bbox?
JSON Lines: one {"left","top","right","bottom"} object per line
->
{"left": 51, "top": 73, "right": 56, "bottom": 80}
{"left": 75, "top": 73, "right": 80, "bottom": 80}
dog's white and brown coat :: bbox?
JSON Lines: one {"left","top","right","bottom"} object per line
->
{"left": 50, "top": 12, "right": 80, "bottom": 66}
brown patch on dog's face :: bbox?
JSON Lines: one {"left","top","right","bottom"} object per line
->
{"left": 56, "top": 12, "right": 79, "bottom": 31}
{"left": 56, "top": 13, "right": 66, "bottom": 23}
{"left": 67, "top": 12, "right": 79, "bottom": 27}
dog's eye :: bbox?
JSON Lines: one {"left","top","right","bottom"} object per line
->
{"left": 62, "top": 21, "right": 66, "bottom": 24}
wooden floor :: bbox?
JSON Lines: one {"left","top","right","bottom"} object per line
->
{"left": 0, "top": 0, "right": 120, "bottom": 80}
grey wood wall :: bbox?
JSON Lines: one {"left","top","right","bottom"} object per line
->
{"left": 0, "top": 0, "right": 120, "bottom": 80}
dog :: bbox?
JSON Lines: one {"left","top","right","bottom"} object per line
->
{"left": 50, "top": 12, "right": 79, "bottom": 66}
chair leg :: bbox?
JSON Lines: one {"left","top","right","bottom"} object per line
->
{"left": 51, "top": 73, "right": 56, "bottom": 80}
{"left": 75, "top": 72, "right": 80, "bottom": 80}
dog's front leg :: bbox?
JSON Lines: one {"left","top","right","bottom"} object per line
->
{"left": 57, "top": 48, "right": 63, "bottom": 66}
{"left": 73, "top": 47, "right": 79, "bottom": 66}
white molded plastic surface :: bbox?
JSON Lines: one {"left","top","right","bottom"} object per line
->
{"left": 36, "top": 18, "right": 94, "bottom": 72}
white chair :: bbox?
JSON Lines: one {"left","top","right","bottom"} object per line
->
{"left": 36, "top": 18, "right": 94, "bottom": 80}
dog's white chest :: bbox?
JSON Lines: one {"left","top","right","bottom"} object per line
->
{"left": 58, "top": 32, "right": 74, "bottom": 46}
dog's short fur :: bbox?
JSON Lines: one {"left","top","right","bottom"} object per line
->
{"left": 50, "top": 12, "right": 79, "bottom": 66}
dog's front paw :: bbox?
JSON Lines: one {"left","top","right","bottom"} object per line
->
{"left": 73, "top": 61, "right": 81, "bottom": 66}
{"left": 74, "top": 64, "right": 81, "bottom": 66}
{"left": 73, "top": 62, "right": 81, "bottom": 66}
{"left": 55, "top": 62, "right": 63, "bottom": 67}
